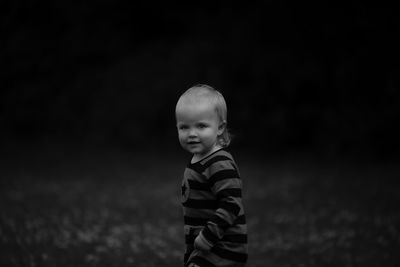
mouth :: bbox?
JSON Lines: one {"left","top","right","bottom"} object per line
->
{"left": 187, "top": 141, "right": 200, "bottom": 145}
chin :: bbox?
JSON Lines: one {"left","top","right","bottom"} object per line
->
{"left": 189, "top": 148, "right": 203, "bottom": 154}
{"left": 187, "top": 147, "right": 204, "bottom": 155}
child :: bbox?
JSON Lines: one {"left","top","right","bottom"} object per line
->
{"left": 175, "top": 84, "right": 248, "bottom": 267}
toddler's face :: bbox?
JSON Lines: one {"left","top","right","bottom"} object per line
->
{"left": 176, "top": 99, "right": 223, "bottom": 159}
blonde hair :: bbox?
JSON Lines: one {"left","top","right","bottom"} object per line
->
{"left": 178, "top": 84, "right": 231, "bottom": 147}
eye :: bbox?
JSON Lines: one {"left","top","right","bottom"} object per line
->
{"left": 178, "top": 125, "right": 188, "bottom": 130}
{"left": 197, "top": 123, "right": 208, "bottom": 129}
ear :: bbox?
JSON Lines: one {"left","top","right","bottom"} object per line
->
{"left": 217, "top": 120, "right": 226, "bottom": 136}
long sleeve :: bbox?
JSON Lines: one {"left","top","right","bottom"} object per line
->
{"left": 182, "top": 149, "right": 248, "bottom": 266}
{"left": 198, "top": 159, "right": 244, "bottom": 247}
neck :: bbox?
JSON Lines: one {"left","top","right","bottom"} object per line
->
{"left": 192, "top": 145, "right": 222, "bottom": 163}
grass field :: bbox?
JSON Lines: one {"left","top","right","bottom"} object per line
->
{"left": 1, "top": 146, "right": 399, "bottom": 266}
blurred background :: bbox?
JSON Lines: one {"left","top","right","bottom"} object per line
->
{"left": 1, "top": 1, "right": 399, "bottom": 159}
{"left": 1, "top": 2, "right": 400, "bottom": 267}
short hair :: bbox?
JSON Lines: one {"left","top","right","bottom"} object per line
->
{"left": 178, "top": 84, "right": 231, "bottom": 147}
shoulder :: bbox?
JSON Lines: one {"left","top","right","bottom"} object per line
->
{"left": 200, "top": 149, "right": 239, "bottom": 177}
{"left": 187, "top": 149, "right": 239, "bottom": 175}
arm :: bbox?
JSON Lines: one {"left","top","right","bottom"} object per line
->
{"left": 195, "top": 163, "right": 243, "bottom": 250}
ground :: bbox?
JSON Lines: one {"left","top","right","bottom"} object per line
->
{"left": 1, "top": 146, "right": 399, "bottom": 266}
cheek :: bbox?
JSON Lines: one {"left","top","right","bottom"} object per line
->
{"left": 203, "top": 130, "right": 217, "bottom": 141}
{"left": 178, "top": 132, "right": 186, "bottom": 142}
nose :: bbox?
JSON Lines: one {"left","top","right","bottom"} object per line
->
{"left": 188, "top": 128, "right": 197, "bottom": 137}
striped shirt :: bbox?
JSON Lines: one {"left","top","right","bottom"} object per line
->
{"left": 181, "top": 149, "right": 248, "bottom": 267}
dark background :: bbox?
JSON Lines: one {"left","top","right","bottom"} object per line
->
{"left": 2, "top": 1, "right": 399, "bottom": 160}
{"left": 1, "top": 2, "right": 400, "bottom": 267}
